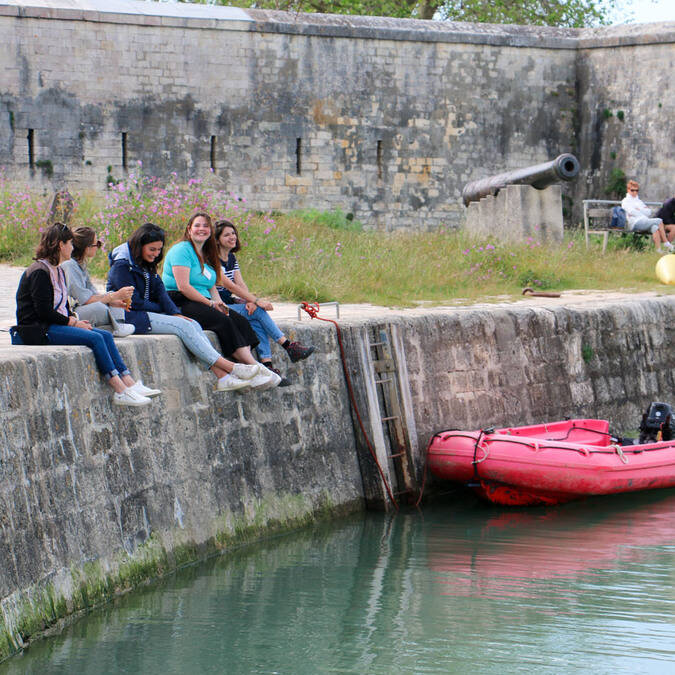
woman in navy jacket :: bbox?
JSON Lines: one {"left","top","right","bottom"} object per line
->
{"left": 107, "top": 223, "right": 261, "bottom": 392}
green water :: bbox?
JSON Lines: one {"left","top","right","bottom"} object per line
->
{"left": 6, "top": 490, "right": 675, "bottom": 674}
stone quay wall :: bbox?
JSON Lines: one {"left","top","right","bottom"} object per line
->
{"left": 1, "top": 1, "right": 674, "bottom": 229}
{"left": 1, "top": 295, "right": 674, "bottom": 659}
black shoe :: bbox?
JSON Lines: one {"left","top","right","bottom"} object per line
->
{"left": 285, "top": 341, "right": 315, "bottom": 363}
{"left": 266, "top": 365, "right": 292, "bottom": 387}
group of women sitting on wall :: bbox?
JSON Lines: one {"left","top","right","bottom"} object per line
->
{"left": 13, "top": 214, "right": 315, "bottom": 407}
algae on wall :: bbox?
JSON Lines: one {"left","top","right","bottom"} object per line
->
{"left": 0, "top": 324, "right": 364, "bottom": 662}
{"left": 0, "top": 489, "right": 360, "bottom": 662}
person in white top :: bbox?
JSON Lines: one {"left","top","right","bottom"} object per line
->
{"left": 621, "top": 180, "right": 674, "bottom": 253}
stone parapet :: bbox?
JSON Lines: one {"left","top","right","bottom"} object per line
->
{"left": 1, "top": 296, "right": 673, "bottom": 659}
{"left": 3, "top": 2, "right": 674, "bottom": 49}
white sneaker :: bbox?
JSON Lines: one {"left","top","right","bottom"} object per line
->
{"left": 248, "top": 366, "right": 282, "bottom": 391}
{"left": 231, "top": 363, "right": 261, "bottom": 380}
{"left": 113, "top": 388, "right": 152, "bottom": 407}
{"left": 112, "top": 324, "right": 135, "bottom": 338}
{"left": 130, "top": 380, "right": 161, "bottom": 397}
{"left": 217, "top": 373, "right": 252, "bottom": 392}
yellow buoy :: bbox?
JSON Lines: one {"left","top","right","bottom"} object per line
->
{"left": 655, "top": 254, "right": 675, "bottom": 284}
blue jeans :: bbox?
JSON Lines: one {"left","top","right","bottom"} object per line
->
{"left": 146, "top": 312, "right": 221, "bottom": 368}
{"left": 228, "top": 304, "right": 284, "bottom": 360}
{"left": 47, "top": 324, "right": 130, "bottom": 379}
{"left": 631, "top": 217, "right": 661, "bottom": 234}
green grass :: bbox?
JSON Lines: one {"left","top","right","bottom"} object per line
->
{"left": 0, "top": 173, "right": 671, "bottom": 306}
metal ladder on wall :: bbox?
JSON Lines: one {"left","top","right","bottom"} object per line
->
{"left": 366, "top": 326, "right": 418, "bottom": 504}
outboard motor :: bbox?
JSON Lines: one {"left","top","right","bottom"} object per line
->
{"left": 639, "top": 402, "right": 674, "bottom": 443}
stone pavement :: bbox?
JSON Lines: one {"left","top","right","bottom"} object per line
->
{"left": 0, "top": 262, "right": 672, "bottom": 347}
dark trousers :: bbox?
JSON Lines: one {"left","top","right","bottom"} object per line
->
{"left": 169, "top": 292, "right": 259, "bottom": 357}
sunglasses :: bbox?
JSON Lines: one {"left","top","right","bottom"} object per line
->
{"left": 88, "top": 240, "right": 103, "bottom": 248}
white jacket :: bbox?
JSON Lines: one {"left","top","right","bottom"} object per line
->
{"left": 621, "top": 193, "right": 653, "bottom": 227}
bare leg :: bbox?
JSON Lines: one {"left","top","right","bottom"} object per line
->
{"left": 210, "top": 356, "right": 236, "bottom": 378}
{"left": 232, "top": 346, "right": 259, "bottom": 365}
{"left": 109, "top": 375, "right": 127, "bottom": 394}
{"left": 666, "top": 226, "right": 675, "bottom": 243}
{"left": 120, "top": 374, "right": 137, "bottom": 388}
{"left": 657, "top": 223, "right": 669, "bottom": 243}
{"left": 653, "top": 231, "right": 661, "bottom": 249}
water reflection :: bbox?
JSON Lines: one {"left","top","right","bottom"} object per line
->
{"left": 429, "top": 490, "right": 675, "bottom": 594}
{"left": 6, "top": 491, "right": 675, "bottom": 674}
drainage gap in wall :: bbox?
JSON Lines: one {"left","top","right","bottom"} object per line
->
{"left": 121, "top": 132, "right": 128, "bottom": 171}
{"left": 376, "top": 139, "right": 383, "bottom": 180}
{"left": 296, "top": 137, "right": 302, "bottom": 175}
{"left": 27, "top": 129, "right": 35, "bottom": 173}
{"left": 210, "top": 135, "right": 217, "bottom": 173}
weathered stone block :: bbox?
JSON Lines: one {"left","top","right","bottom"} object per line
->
{"left": 465, "top": 184, "right": 564, "bottom": 243}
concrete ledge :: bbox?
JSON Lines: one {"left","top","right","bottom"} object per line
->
{"left": 245, "top": 10, "right": 579, "bottom": 48}
{"left": 0, "top": 0, "right": 253, "bottom": 30}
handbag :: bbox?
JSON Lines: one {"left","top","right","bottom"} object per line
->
{"left": 609, "top": 206, "right": 627, "bottom": 230}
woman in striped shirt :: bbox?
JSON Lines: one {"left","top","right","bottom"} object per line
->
{"left": 215, "top": 219, "right": 315, "bottom": 384}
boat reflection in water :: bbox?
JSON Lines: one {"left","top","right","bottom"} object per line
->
{"left": 427, "top": 489, "right": 675, "bottom": 598}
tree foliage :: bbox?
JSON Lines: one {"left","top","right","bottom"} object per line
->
{"left": 210, "top": 0, "right": 619, "bottom": 27}
{"left": 436, "top": 1, "right": 617, "bottom": 27}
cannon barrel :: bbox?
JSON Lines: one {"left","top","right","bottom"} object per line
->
{"left": 462, "top": 154, "right": 580, "bottom": 207}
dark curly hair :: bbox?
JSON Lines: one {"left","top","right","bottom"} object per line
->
{"left": 34, "top": 222, "right": 73, "bottom": 266}
{"left": 215, "top": 219, "right": 241, "bottom": 253}
{"left": 128, "top": 223, "right": 166, "bottom": 273}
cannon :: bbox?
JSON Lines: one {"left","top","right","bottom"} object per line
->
{"left": 462, "top": 154, "right": 580, "bottom": 207}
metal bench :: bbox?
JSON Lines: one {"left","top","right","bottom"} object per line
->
{"left": 583, "top": 199, "right": 661, "bottom": 254}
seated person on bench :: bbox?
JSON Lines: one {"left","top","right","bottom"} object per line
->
{"left": 621, "top": 180, "right": 674, "bottom": 253}
{"left": 656, "top": 194, "right": 675, "bottom": 242}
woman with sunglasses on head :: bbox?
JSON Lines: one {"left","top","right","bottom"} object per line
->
{"left": 161, "top": 213, "right": 280, "bottom": 390}
{"left": 108, "top": 223, "right": 262, "bottom": 392}
{"left": 61, "top": 226, "right": 136, "bottom": 337}
{"left": 621, "top": 180, "right": 674, "bottom": 253}
{"left": 215, "top": 219, "right": 315, "bottom": 384}
{"left": 14, "top": 223, "right": 157, "bottom": 406}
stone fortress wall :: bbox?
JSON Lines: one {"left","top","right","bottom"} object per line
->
{"left": 0, "top": 0, "right": 673, "bottom": 230}
{"left": 1, "top": 0, "right": 675, "bottom": 659}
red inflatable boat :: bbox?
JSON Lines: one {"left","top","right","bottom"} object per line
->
{"left": 428, "top": 418, "right": 675, "bottom": 506}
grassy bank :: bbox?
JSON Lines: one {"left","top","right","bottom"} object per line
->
{"left": 0, "top": 172, "right": 670, "bottom": 306}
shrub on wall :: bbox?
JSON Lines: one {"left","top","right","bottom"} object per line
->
{"left": 604, "top": 168, "right": 627, "bottom": 199}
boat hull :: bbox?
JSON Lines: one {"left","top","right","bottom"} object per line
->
{"left": 428, "top": 419, "right": 675, "bottom": 506}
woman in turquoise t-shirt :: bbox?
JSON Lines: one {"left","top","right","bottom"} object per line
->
{"left": 162, "top": 212, "right": 280, "bottom": 390}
